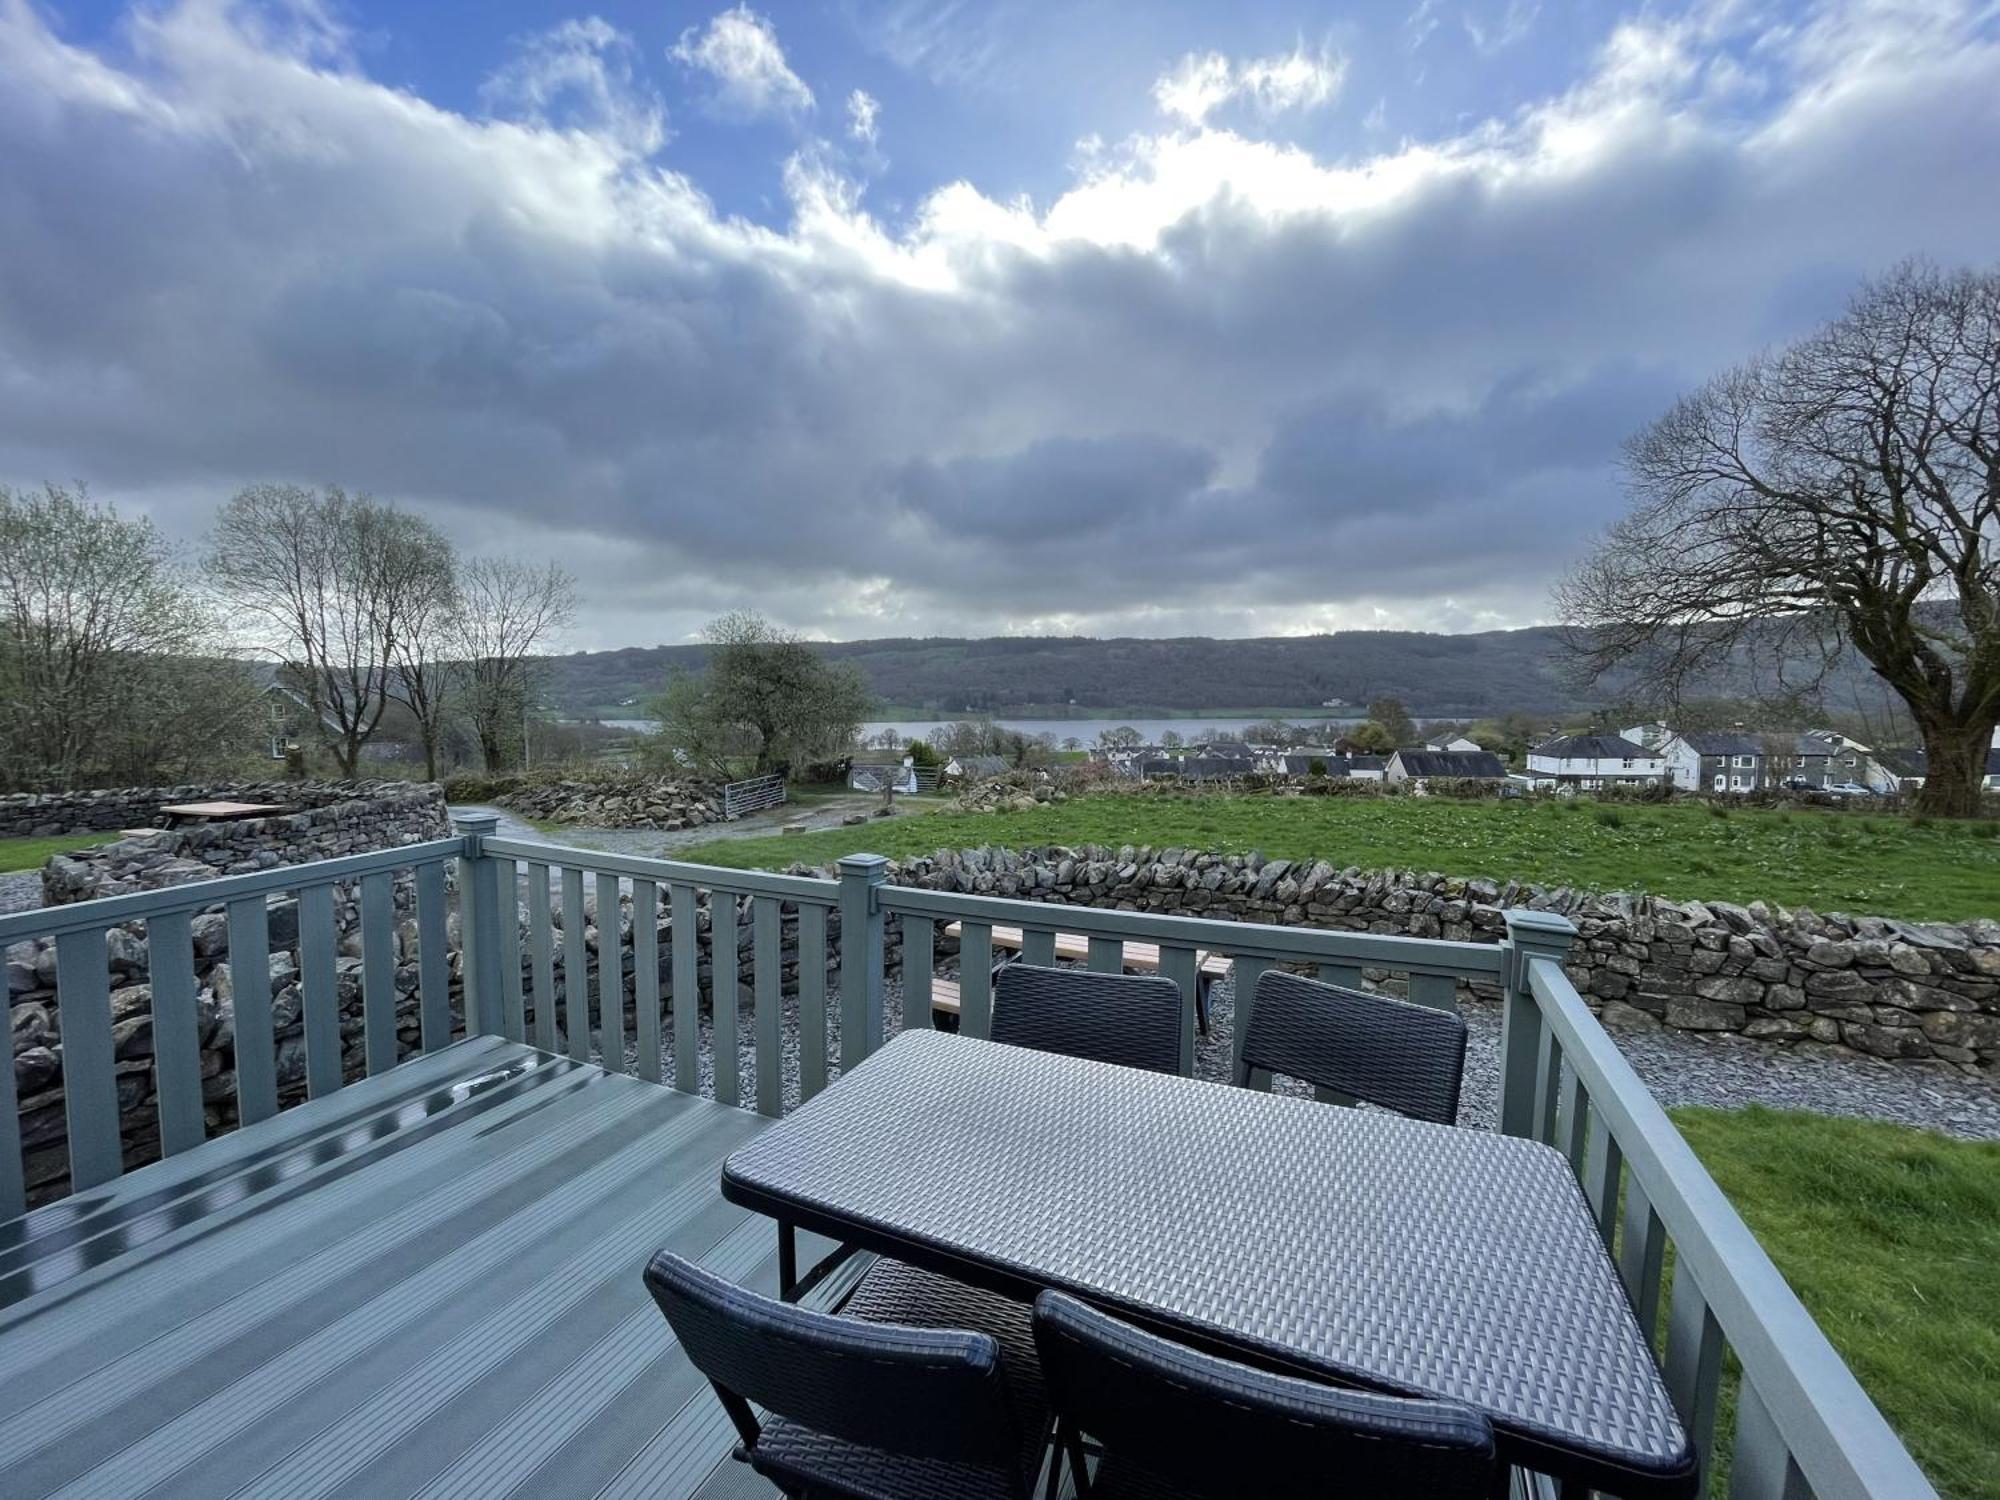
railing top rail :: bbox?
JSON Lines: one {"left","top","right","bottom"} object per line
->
{"left": 482, "top": 837, "right": 841, "bottom": 905}
{"left": 880, "top": 882, "right": 1508, "bottom": 977}
{"left": 1525, "top": 955, "right": 1938, "bottom": 1500}
{"left": 0, "top": 836, "right": 465, "bottom": 944}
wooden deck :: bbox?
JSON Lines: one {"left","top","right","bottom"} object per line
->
{"left": 0, "top": 1037, "right": 798, "bottom": 1499}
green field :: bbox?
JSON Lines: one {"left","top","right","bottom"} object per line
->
{"left": 0, "top": 832, "right": 110, "bottom": 874}
{"left": 681, "top": 794, "right": 2000, "bottom": 921}
{"left": 1675, "top": 1108, "right": 2000, "bottom": 1500}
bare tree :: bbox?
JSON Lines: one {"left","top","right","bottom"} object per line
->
{"left": 0, "top": 483, "right": 244, "bottom": 790}
{"left": 455, "top": 557, "right": 577, "bottom": 772}
{"left": 1558, "top": 262, "right": 2000, "bottom": 816}
{"left": 211, "top": 485, "right": 457, "bottom": 777}
{"left": 386, "top": 553, "right": 461, "bottom": 782}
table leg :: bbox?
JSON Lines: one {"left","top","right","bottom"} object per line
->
{"left": 778, "top": 1220, "right": 798, "bottom": 1301}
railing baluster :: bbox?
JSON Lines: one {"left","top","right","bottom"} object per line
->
{"left": 798, "top": 903, "right": 829, "bottom": 1101}
{"left": 1665, "top": 1254, "right": 1726, "bottom": 1484}
{"left": 1021, "top": 927, "right": 1056, "bottom": 968}
{"left": 526, "top": 864, "right": 555, "bottom": 1052}
{"left": 1159, "top": 944, "right": 1200, "bottom": 1076}
{"left": 714, "top": 891, "right": 741, "bottom": 1106}
{"left": 561, "top": 866, "right": 589, "bottom": 1063}
{"left": 415, "top": 861, "right": 451, "bottom": 1050}
{"left": 496, "top": 858, "right": 524, "bottom": 1043}
{"left": 226, "top": 895, "right": 278, "bottom": 1124}
{"left": 596, "top": 873, "right": 624, "bottom": 1072}
{"left": 359, "top": 870, "right": 397, "bottom": 1075}
{"left": 959, "top": 921, "right": 994, "bottom": 1038}
{"left": 1232, "top": 955, "right": 1274, "bottom": 1084}
{"left": 671, "top": 883, "right": 700, "bottom": 1094}
{"left": 1619, "top": 1180, "right": 1667, "bottom": 1336}
{"left": 1316, "top": 962, "right": 1364, "bottom": 990}
{"left": 1560, "top": 1061, "right": 1590, "bottom": 1177}
{"left": 55, "top": 927, "right": 121, "bottom": 1188}
{"left": 903, "top": 915, "right": 935, "bottom": 1032}
{"left": 147, "top": 910, "right": 205, "bottom": 1157}
{"left": 632, "top": 879, "right": 661, "bottom": 1083}
{"left": 1535, "top": 1027, "right": 1563, "bottom": 1146}
{"left": 1582, "top": 1111, "right": 1622, "bottom": 1250}
{"left": 1408, "top": 971, "right": 1456, "bottom": 1010}
{"left": 754, "top": 896, "right": 782, "bottom": 1116}
{"left": 298, "top": 883, "right": 342, "bottom": 1098}
{"left": 1086, "top": 936, "right": 1122, "bottom": 974}
{"left": 1730, "top": 1380, "right": 1811, "bottom": 1500}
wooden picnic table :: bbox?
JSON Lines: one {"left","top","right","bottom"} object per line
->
{"left": 157, "top": 800, "right": 288, "bottom": 826}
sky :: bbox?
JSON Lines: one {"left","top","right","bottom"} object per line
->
{"left": 1, "top": 1, "right": 1997, "bottom": 651}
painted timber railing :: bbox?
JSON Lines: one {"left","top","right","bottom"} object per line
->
{"left": 0, "top": 817, "right": 1938, "bottom": 1499}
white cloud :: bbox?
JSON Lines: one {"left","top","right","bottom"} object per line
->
{"left": 846, "top": 87, "right": 880, "bottom": 143}
{"left": 669, "top": 4, "right": 813, "bottom": 120}
{"left": 480, "top": 17, "right": 665, "bottom": 154}
{"left": 1, "top": 1, "right": 1998, "bottom": 646}
{"left": 1153, "top": 43, "right": 1348, "bottom": 125}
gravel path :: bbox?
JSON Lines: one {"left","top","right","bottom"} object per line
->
{"left": 451, "top": 792, "right": 921, "bottom": 860}
{"left": 0, "top": 871, "right": 40, "bottom": 915}
{"left": 638, "top": 965, "right": 2000, "bottom": 1141}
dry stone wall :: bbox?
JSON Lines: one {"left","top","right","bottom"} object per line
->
{"left": 870, "top": 844, "right": 2000, "bottom": 1076}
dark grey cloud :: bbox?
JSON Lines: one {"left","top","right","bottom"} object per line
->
{"left": 2, "top": 2, "right": 1999, "bottom": 646}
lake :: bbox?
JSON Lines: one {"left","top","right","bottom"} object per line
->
{"left": 601, "top": 715, "right": 1371, "bottom": 744}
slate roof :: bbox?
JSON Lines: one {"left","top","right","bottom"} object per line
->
{"left": 1391, "top": 749, "right": 1508, "bottom": 779}
{"left": 1533, "top": 734, "right": 1655, "bottom": 760}
{"left": 950, "top": 754, "right": 1009, "bottom": 776}
{"left": 1678, "top": 732, "right": 1764, "bottom": 757}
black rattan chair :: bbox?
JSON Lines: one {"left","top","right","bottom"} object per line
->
{"left": 1236, "top": 969, "right": 1469, "bottom": 1124}
{"left": 644, "top": 1250, "right": 1050, "bottom": 1500}
{"left": 991, "top": 962, "right": 1184, "bottom": 1074}
{"left": 1031, "top": 1290, "right": 1495, "bottom": 1500}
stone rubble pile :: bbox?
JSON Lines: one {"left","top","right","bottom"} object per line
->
{"left": 493, "top": 776, "right": 725, "bottom": 831}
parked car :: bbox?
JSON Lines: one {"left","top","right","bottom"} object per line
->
{"left": 1824, "top": 781, "right": 1877, "bottom": 797}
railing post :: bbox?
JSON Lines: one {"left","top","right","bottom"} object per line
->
{"left": 453, "top": 811, "right": 505, "bottom": 1039}
{"left": 1497, "top": 908, "right": 1575, "bottom": 1138}
{"left": 837, "top": 853, "right": 889, "bottom": 1072}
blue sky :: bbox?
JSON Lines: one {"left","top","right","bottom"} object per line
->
{"left": 2, "top": 0, "right": 1997, "bottom": 648}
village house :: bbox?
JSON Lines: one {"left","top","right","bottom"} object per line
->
{"left": 1658, "top": 731, "right": 1767, "bottom": 793}
{"left": 1422, "top": 734, "right": 1483, "bottom": 753}
{"left": 1525, "top": 734, "right": 1665, "bottom": 790}
{"left": 1383, "top": 748, "right": 1508, "bottom": 784}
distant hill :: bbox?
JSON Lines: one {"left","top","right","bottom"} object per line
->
{"left": 546, "top": 628, "right": 1600, "bottom": 719}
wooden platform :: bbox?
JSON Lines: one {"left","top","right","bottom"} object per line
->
{"left": 0, "top": 1036, "right": 799, "bottom": 1499}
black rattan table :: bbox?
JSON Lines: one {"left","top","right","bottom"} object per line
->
{"left": 721, "top": 1030, "right": 1696, "bottom": 1498}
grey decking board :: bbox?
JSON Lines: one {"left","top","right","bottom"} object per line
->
{"left": 0, "top": 1042, "right": 769, "bottom": 1500}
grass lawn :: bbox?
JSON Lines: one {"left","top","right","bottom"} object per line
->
{"left": 0, "top": 831, "right": 111, "bottom": 874}
{"left": 680, "top": 793, "right": 2000, "bottom": 922}
{"left": 1673, "top": 1108, "right": 2000, "bottom": 1500}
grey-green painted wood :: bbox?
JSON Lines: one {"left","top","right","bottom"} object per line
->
{"left": 836, "top": 854, "right": 888, "bottom": 1071}
{"left": 959, "top": 921, "right": 993, "bottom": 1038}
{"left": 1666, "top": 1254, "right": 1726, "bottom": 1484}
{"left": 527, "top": 865, "right": 556, "bottom": 1053}
{"left": 633, "top": 879, "right": 661, "bottom": 1083}
{"left": 55, "top": 929, "right": 121, "bottom": 1189}
{"left": 1159, "top": 944, "right": 1199, "bottom": 1076}
{"left": 1618, "top": 1178, "right": 1666, "bottom": 1337}
{"left": 1534, "top": 1027, "right": 1563, "bottom": 1145}
{"left": 1021, "top": 927, "right": 1056, "bottom": 968}
{"left": 298, "top": 883, "right": 342, "bottom": 1099}
{"left": 1316, "top": 962, "right": 1364, "bottom": 990}
{"left": 415, "top": 862, "right": 451, "bottom": 1052}
{"left": 1408, "top": 971, "right": 1457, "bottom": 1011}
{"left": 146, "top": 910, "right": 205, "bottom": 1158}
{"left": 1583, "top": 1113, "right": 1622, "bottom": 1250}
{"left": 562, "top": 867, "right": 591, "bottom": 1064}
{"left": 1086, "top": 936, "right": 1122, "bottom": 974}
{"left": 1230, "top": 954, "right": 1274, "bottom": 1083}
{"left": 482, "top": 835, "right": 839, "bottom": 905}
{"left": 0, "top": 951, "right": 20, "bottom": 1213}
{"left": 1497, "top": 910, "right": 1573, "bottom": 1138}
{"left": 496, "top": 859, "right": 525, "bottom": 1044}
{"left": 597, "top": 873, "right": 624, "bottom": 1073}
{"left": 226, "top": 895, "right": 279, "bottom": 1125}
{"left": 902, "top": 914, "right": 935, "bottom": 1032}
{"left": 797, "top": 903, "right": 828, "bottom": 1101}
{"left": 671, "top": 883, "right": 700, "bottom": 1095}
{"left": 1560, "top": 1061, "right": 1590, "bottom": 1178}
{"left": 713, "top": 892, "right": 740, "bottom": 1107}
{"left": 1731, "top": 1382, "right": 1811, "bottom": 1500}
{"left": 452, "top": 813, "right": 504, "bottom": 1039}
{"left": 753, "top": 897, "right": 782, "bottom": 1116}
{"left": 360, "top": 871, "right": 397, "bottom": 1076}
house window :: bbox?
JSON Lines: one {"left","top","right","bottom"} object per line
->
{"left": 1713, "top": 774, "right": 1726, "bottom": 792}
{"left": 1731, "top": 775, "right": 1748, "bottom": 789}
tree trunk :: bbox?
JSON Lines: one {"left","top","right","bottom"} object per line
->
{"left": 421, "top": 730, "right": 440, "bottom": 783}
{"left": 1914, "top": 718, "right": 1993, "bottom": 817}
{"left": 333, "top": 736, "right": 361, "bottom": 778}
{"left": 479, "top": 724, "right": 505, "bottom": 773}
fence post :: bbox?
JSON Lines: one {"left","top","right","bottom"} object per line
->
{"left": 837, "top": 853, "right": 889, "bottom": 1072}
{"left": 1497, "top": 908, "right": 1576, "bottom": 1138}
{"left": 453, "top": 811, "right": 505, "bottom": 1039}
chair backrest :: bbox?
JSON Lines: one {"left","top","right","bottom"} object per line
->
{"left": 1032, "top": 1291, "right": 1494, "bottom": 1500}
{"left": 991, "top": 962, "right": 1184, "bottom": 1073}
{"left": 1238, "top": 970, "right": 1468, "bottom": 1124}
{"left": 643, "top": 1250, "right": 1025, "bottom": 1477}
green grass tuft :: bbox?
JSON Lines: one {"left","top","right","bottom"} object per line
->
{"left": 0, "top": 831, "right": 112, "bottom": 874}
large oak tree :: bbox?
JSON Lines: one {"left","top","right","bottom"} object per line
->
{"left": 1558, "top": 262, "right": 2000, "bottom": 815}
